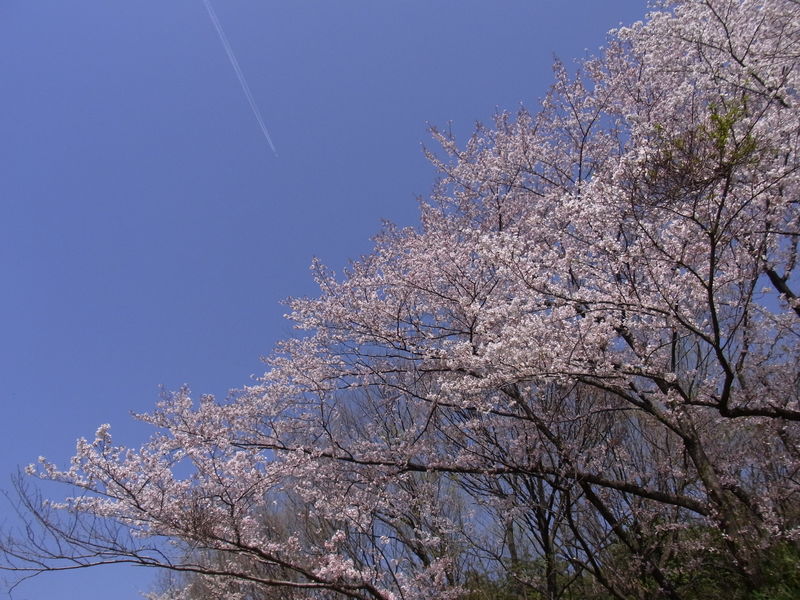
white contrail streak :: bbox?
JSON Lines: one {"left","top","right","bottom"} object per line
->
{"left": 202, "top": 0, "right": 278, "bottom": 156}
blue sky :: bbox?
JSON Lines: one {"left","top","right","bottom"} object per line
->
{"left": 0, "top": 1, "right": 647, "bottom": 598}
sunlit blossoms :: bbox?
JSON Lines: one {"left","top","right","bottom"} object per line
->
{"left": 5, "top": 2, "right": 800, "bottom": 599}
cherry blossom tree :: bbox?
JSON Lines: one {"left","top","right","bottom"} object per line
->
{"left": 4, "top": 1, "right": 799, "bottom": 598}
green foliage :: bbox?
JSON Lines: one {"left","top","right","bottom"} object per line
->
{"left": 461, "top": 540, "right": 800, "bottom": 600}
{"left": 645, "top": 100, "right": 762, "bottom": 199}
{"left": 750, "top": 542, "right": 800, "bottom": 600}
{"left": 705, "top": 101, "right": 759, "bottom": 167}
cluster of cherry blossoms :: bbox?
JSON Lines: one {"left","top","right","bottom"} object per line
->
{"left": 6, "top": 1, "right": 800, "bottom": 599}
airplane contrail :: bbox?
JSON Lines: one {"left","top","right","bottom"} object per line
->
{"left": 202, "top": 0, "right": 279, "bottom": 156}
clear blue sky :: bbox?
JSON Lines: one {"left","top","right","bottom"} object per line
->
{"left": 0, "top": 1, "right": 647, "bottom": 598}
